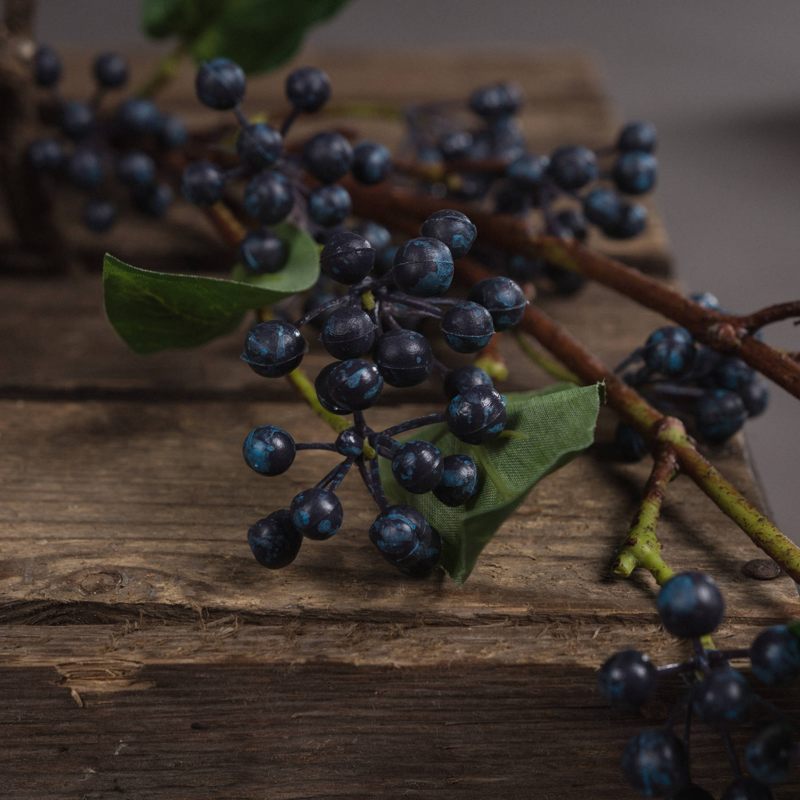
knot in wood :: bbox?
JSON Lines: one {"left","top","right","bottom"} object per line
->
{"left": 78, "top": 569, "right": 124, "bottom": 596}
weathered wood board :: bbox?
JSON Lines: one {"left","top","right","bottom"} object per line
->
{"left": 0, "top": 50, "right": 797, "bottom": 800}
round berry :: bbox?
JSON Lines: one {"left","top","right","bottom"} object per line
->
{"left": 494, "top": 182, "right": 528, "bottom": 215}
{"left": 692, "top": 666, "right": 752, "bottom": 724}
{"left": 320, "top": 231, "right": 375, "bottom": 284}
{"left": 434, "top": 454, "right": 479, "bottom": 507}
{"left": 321, "top": 306, "right": 376, "bottom": 360}
{"left": 116, "top": 151, "right": 156, "bottom": 188}
{"left": 446, "top": 385, "right": 507, "bottom": 444}
{"left": 548, "top": 145, "right": 598, "bottom": 190}
{"left": 369, "top": 505, "right": 441, "bottom": 577}
{"left": 468, "top": 276, "right": 526, "bottom": 331}
{"left": 134, "top": 183, "right": 173, "bottom": 218}
{"left": 444, "top": 366, "right": 493, "bottom": 399}
{"left": 695, "top": 389, "right": 748, "bottom": 443}
{"left": 618, "top": 121, "right": 657, "bottom": 153}
{"left": 441, "top": 301, "right": 495, "bottom": 353}
{"left": 242, "top": 426, "right": 293, "bottom": 478}
{"left": 33, "top": 45, "right": 61, "bottom": 87}
{"left": 239, "top": 230, "right": 288, "bottom": 274}
{"left": 244, "top": 170, "right": 294, "bottom": 225}
{"left": 303, "top": 131, "right": 353, "bottom": 184}
{"left": 721, "top": 777, "right": 774, "bottom": 800}
{"left": 745, "top": 724, "right": 794, "bottom": 785}
{"left": 335, "top": 428, "right": 363, "bottom": 457}
{"left": 374, "top": 330, "right": 432, "bottom": 387}
{"left": 614, "top": 422, "right": 648, "bottom": 462}
{"left": 714, "top": 357, "right": 756, "bottom": 391}
{"left": 237, "top": 123, "right": 282, "bottom": 170}
{"left": 115, "top": 98, "right": 161, "bottom": 135}
{"left": 60, "top": 100, "right": 94, "bottom": 140}
{"left": 392, "top": 237, "right": 454, "bottom": 296}
{"left": 420, "top": 209, "right": 477, "bottom": 258}
{"left": 182, "top": 160, "right": 225, "bottom": 206}
{"left": 549, "top": 208, "right": 588, "bottom": 241}
{"left": 247, "top": 509, "right": 302, "bottom": 569}
{"left": 643, "top": 326, "right": 695, "bottom": 377}
{"left": 739, "top": 380, "right": 769, "bottom": 418}
{"left": 656, "top": 571, "right": 725, "bottom": 638}
{"left": 614, "top": 151, "right": 658, "bottom": 195}
{"left": 290, "top": 488, "right": 343, "bottom": 540}
{"left": 27, "top": 138, "right": 64, "bottom": 171}
{"left": 308, "top": 185, "right": 352, "bottom": 227}
{"left": 352, "top": 141, "right": 391, "bottom": 185}
{"left": 93, "top": 52, "right": 128, "bottom": 88}
{"left": 583, "top": 187, "right": 623, "bottom": 228}
{"left": 507, "top": 153, "right": 549, "bottom": 192}
{"left": 391, "top": 441, "right": 443, "bottom": 494}
{"left": 490, "top": 114, "right": 525, "bottom": 160}
{"left": 314, "top": 363, "right": 350, "bottom": 415}
{"left": 604, "top": 201, "right": 647, "bottom": 239}
{"left": 241, "top": 321, "right": 306, "bottom": 378}
{"left": 195, "top": 58, "right": 245, "bottom": 110}
{"left": 621, "top": 730, "right": 689, "bottom": 797}
{"left": 469, "top": 82, "right": 522, "bottom": 118}
{"left": 690, "top": 291, "right": 721, "bottom": 311}
{"left": 82, "top": 199, "right": 117, "bottom": 233}
{"left": 750, "top": 625, "right": 800, "bottom": 686}
{"left": 353, "top": 221, "right": 391, "bottom": 253}
{"left": 544, "top": 262, "right": 586, "bottom": 296}
{"left": 438, "top": 130, "right": 473, "bottom": 161}
{"left": 598, "top": 649, "right": 657, "bottom": 708}
{"left": 326, "top": 358, "right": 384, "bottom": 411}
{"left": 67, "top": 147, "right": 104, "bottom": 190}
{"left": 285, "top": 66, "right": 331, "bottom": 112}
{"left": 157, "top": 114, "right": 188, "bottom": 149}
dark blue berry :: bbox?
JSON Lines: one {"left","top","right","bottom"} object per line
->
{"left": 374, "top": 330, "right": 433, "bottom": 387}
{"left": 353, "top": 221, "right": 391, "bottom": 253}
{"left": 583, "top": 188, "right": 623, "bottom": 228}
{"left": 82, "top": 199, "right": 117, "bottom": 233}
{"left": 598, "top": 649, "right": 657, "bottom": 708}
{"left": 67, "top": 147, "right": 104, "bottom": 190}
{"left": 739, "top": 380, "right": 769, "bottom": 418}
{"left": 314, "top": 363, "right": 350, "bottom": 415}
{"left": 391, "top": 441, "right": 443, "bottom": 494}
{"left": 468, "top": 276, "right": 526, "bottom": 331}
{"left": 441, "top": 301, "right": 494, "bottom": 353}
{"left": 494, "top": 182, "right": 529, "bottom": 214}
{"left": 714, "top": 357, "right": 756, "bottom": 391}
{"left": 242, "top": 425, "right": 296, "bottom": 476}
{"left": 444, "top": 366, "right": 493, "bottom": 399}
{"left": 392, "top": 237, "right": 454, "bottom": 296}
{"left": 469, "top": 82, "right": 522, "bottom": 118}
{"left": 116, "top": 151, "right": 156, "bottom": 188}
{"left": 335, "top": 428, "right": 363, "bottom": 458}
{"left": 446, "top": 385, "right": 507, "bottom": 444}
{"left": 621, "top": 730, "right": 689, "bottom": 797}
{"left": 326, "top": 358, "right": 384, "bottom": 411}
{"left": 544, "top": 262, "right": 586, "bottom": 295}
{"left": 505, "top": 254, "right": 544, "bottom": 283}
{"left": 303, "top": 131, "right": 353, "bottom": 184}
{"left": 643, "top": 326, "right": 696, "bottom": 377}
{"left": 195, "top": 58, "right": 245, "bottom": 110}
{"left": 237, "top": 123, "right": 282, "bottom": 169}
{"left": 745, "top": 724, "right": 794, "bottom": 785}
{"left": 548, "top": 145, "right": 598, "bottom": 190}
{"left": 157, "top": 115, "right": 188, "bottom": 149}
{"left": 248, "top": 509, "right": 302, "bottom": 569}
{"left": 244, "top": 170, "right": 294, "bottom": 224}
{"left": 614, "top": 422, "right": 648, "bottom": 462}
{"left": 618, "top": 121, "right": 657, "bottom": 153}
{"left": 695, "top": 389, "right": 748, "bottom": 443}
{"left": 374, "top": 243, "right": 399, "bottom": 276}
{"left": 321, "top": 306, "right": 376, "bottom": 360}
{"left": 434, "top": 454, "right": 479, "bottom": 506}
{"left": 241, "top": 320, "right": 306, "bottom": 378}
{"left": 285, "top": 66, "right": 331, "bottom": 112}
{"left": 27, "top": 138, "right": 64, "bottom": 171}
{"left": 613, "top": 151, "right": 658, "bottom": 195}
{"left": 692, "top": 666, "right": 751, "bottom": 724}
{"left": 369, "top": 505, "right": 441, "bottom": 577}
{"left": 352, "top": 141, "right": 391, "bottom": 185}
{"left": 604, "top": 201, "right": 647, "bottom": 239}
{"left": 657, "top": 572, "right": 725, "bottom": 638}
{"left": 60, "top": 101, "right": 94, "bottom": 140}
{"left": 721, "top": 777, "right": 774, "bottom": 800}
{"left": 690, "top": 291, "right": 721, "bottom": 311}
{"left": 308, "top": 185, "right": 351, "bottom": 226}
{"left": 320, "top": 231, "right": 375, "bottom": 284}
{"left": 93, "top": 52, "right": 128, "bottom": 88}
{"left": 507, "top": 153, "right": 549, "bottom": 192}
{"left": 239, "top": 230, "right": 288, "bottom": 274}
{"left": 438, "top": 130, "right": 474, "bottom": 161}
{"left": 115, "top": 98, "right": 162, "bottom": 135}
{"left": 33, "top": 45, "right": 61, "bottom": 87}
{"left": 134, "top": 182, "right": 173, "bottom": 218}
{"left": 420, "top": 209, "right": 477, "bottom": 258}
{"left": 182, "top": 160, "right": 225, "bottom": 206}
{"left": 750, "top": 625, "right": 800, "bottom": 686}
{"left": 290, "top": 488, "right": 343, "bottom": 540}
{"left": 549, "top": 208, "right": 588, "bottom": 241}
{"left": 489, "top": 115, "right": 525, "bottom": 160}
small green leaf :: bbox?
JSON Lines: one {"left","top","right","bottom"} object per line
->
{"left": 380, "top": 384, "right": 602, "bottom": 583}
{"left": 103, "top": 223, "right": 319, "bottom": 354}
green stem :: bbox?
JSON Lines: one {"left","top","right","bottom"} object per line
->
{"left": 285, "top": 367, "right": 349, "bottom": 435}
{"left": 513, "top": 332, "right": 579, "bottom": 384}
{"left": 135, "top": 42, "right": 188, "bottom": 99}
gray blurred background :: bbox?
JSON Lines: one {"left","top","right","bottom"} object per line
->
{"left": 35, "top": 1, "right": 799, "bottom": 534}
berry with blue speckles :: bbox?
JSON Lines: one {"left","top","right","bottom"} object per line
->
{"left": 133, "top": 183, "right": 173, "bottom": 218}
{"left": 326, "top": 358, "right": 384, "bottom": 411}
{"left": 643, "top": 326, "right": 696, "bottom": 378}
{"left": 244, "top": 170, "right": 294, "bottom": 224}
{"left": 468, "top": 276, "right": 526, "bottom": 331}
{"left": 241, "top": 320, "right": 306, "bottom": 378}
{"left": 618, "top": 121, "right": 658, "bottom": 153}
{"left": 239, "top": 230, "right": 288, "bottom": 274}
{"left": 67, "top": 147, "right": 104, "bottom": 189}
{"left": 621, "top": 729, "right": 689, "bottom": 797}
{"left": 391, "top": 441, "right": 443, "bottom": 494}
{"left": 614, "top": 422, "right": 648, "bottom": 463}
{"left": 352, "top": 141, "right": 391, "bottom": 185}
{"left": 745, "top": 724, "right": 794, "bottom": 785}
{"left": 195, "top": 58, "right": 246, "bottom": 110}
{"left": 93, "top": 52, "right": 129, "bottom": 88}
{"left": 604, "top": 201, "right": 648, "bottom": 239}
{"left": 321, "top": 306, "right": 376, "bottom": 360}
{"left": 353, "top": 221, "right": 391, "bottom": 253}
{"left": 60, "top": 100, "right": 94, "bottom": 140}
{"left": 721, "top": 778, "right": 774, "bottom": 800}
{"left": 320, "top": 231, "right": 375, "bottom": 284}
{"left": 182, "top": 160, "right": 225, "bottom": 206}
{"left": 446, "top": 385, "right": 507, "bottom": 444}
{"left": 290, "top": 488, "right": 343, "bottom": 540}
{"left": 308, "top": 184, "right": 352, "bottom": 226}
{"left": 335, "top": 428, "right": 363, "bottom": 457}
{"left": 548, "top": 145, "right": 598, "bottom": 190}
{"left": 27, "top": 138, "right": 64, "bottom": 171}
{"left": 441, "top": 301, "right": 495, "bottom": 353}
{"left": 369, "top": 505, "right": 441, "bottom": 577}
{"left": 692, "top": 667, "right": 752, "bottom": 725}
{"left": 469, "top": 82, "right": 522, "bottom": 118}
{"left": 247, "top": 509, "right": 303, "bottom": 569}
{"left": 420, "top": 209, "right": 477, "bottom": 258}
{"left": 739, "top": 380, "right": 770, "bottom": 418}
{"left": 374, "top": 330, "right": 433, "bottom": 387}
{"left": 314, "top": 363, "right": 351, "bottom": 415}
{"left": 33, "top": 45, "right": 62, "bottom": 87}
{"left": 82, "top": 199, "right": 117, "bottom": 232}
{"left": 714, "top": 357, "right": 756, "bottom": 391}
{"left": 115, "top": 98, "right": 162, "bottom": 135}
{"left": 750, "top": 625, "right": 800, "bottom": 686}
{"left": 613, "top": 151, "right": 658, "bottom": 195}
{"left": 392, "top": 237, "right": 454, "bottom": 296}
{"left": 237, "top": 123, "right": 282, "bottom": 169}
{"left": 242, "top": 425, "right": 296, "bottom": 476}
{"left": 285, "top": 66, "right": 331, "bottom": 112}
{"left": 303, "top": 131, "right": 353, "bottom": 184}
{"left": 444, "top": 366, "right": 493, "bottom": 399}
{"left": 434, "top": 454, "right": 479, "bottom": 507}
{"left": 116, "top": 151, "right": 156, "bottom": 188}
{"left": 598, "top": 650, "right": 658, "bottom": 709}
{"left": 507, "top": 153, "right": 549, "bottom": 192}
{"left": 695, "top": 389, "right": 748, "bottom": 443}
{"left": 583, "top": 187, "right": 623, "bottom": 228}
{"left": 657, "top": 571, "right": 725, "bottom": 638}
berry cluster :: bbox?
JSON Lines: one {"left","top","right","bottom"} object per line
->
{"left": 27, "top": 45, "right": 185, "bottom": 232}
{"left": 613, "top": 294, "right": 769, "bottom": 460}
{"left": 183, "top": 59, "right": 392, "bottom": 275}
{"left": 600, "top": 571, "right": 798, "bottom": 799}
{"left": 239, "top": 210, "right": 526, "bottom": 574}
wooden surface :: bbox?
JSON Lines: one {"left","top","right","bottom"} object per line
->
{"left": 0, "top": 50, "right": 797, "bottom": 800}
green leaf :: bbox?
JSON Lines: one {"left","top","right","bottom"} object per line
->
{"left": 142, "top": 0, "right": 351, "bottom": 74}
{"left": 103, "top": 223, "right": 319, "bottom": 354}
{"left": 380, "top": 384, "right": 602, "bottom": 583}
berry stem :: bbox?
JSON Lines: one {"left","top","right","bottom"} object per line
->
{"left": 736, "top": 300, "right": 800, "bottom": 333}
{"left": 285, "top": 367, "right": 350, "bottom": 435}
{"left": 513, "top": 332, "right": 580, "bottom": 384}
{"left": 380, "top": 413, "right": 445, "bottom": 437}
{"left": 474, "top": 335, "right": 510, "bottom": 382}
